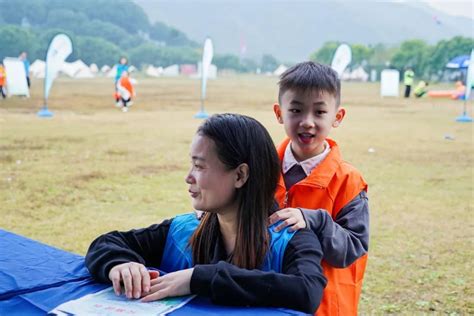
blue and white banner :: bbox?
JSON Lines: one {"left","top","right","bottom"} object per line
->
{"left": 44, "top": 34, "right": 73, "bottom": 100}
{"left": 465, "top": 49, "right": 473, "bottom": 100}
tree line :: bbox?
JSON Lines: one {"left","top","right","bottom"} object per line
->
{"left": 310, "top": 37, "right": 473, "bottom": 80}
{"left": 0, "top": 0, "right": 199, "bottom": 67}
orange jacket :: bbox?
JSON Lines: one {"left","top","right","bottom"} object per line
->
{"left": 120, "top": 76, "right": 134, "bottom": 96}
{"left": 275, "top": 138, "right": 368, "bottom": 316}
{"left": 0, "top": 66, "right": 6, "bottom": 86}
{"left": 115, "top": 76, "right": 134, "bottom": 100}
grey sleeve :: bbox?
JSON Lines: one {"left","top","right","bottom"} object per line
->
{"left": 301, "top": 191, "right": 369, "bottom": 268}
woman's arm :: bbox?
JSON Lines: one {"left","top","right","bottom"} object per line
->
{"left": 190, "top": 229, "right": 326, "bottom": 314}
{"left": 85, "top": 219, "right": 172, "bottom": 283}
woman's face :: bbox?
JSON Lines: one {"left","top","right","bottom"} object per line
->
{"left": 185, "top": 135, "right": 239, "bottom": 214}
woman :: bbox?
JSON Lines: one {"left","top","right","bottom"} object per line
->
{"left": 86, "top": 113, "right": 326, "bottom": 313}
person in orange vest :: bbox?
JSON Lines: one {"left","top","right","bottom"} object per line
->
{"left": 115, "top": 70, "right": 135, "bottom": 112}
{"left": 269, "top": 61, "right": 369, "bottom": 315}
{"left": 0, "top": 62, "right": 6, "bottom": 99}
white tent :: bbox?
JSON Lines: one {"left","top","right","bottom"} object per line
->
{"left": 74, "top": 67, "right": 95, "bottom": 78}
{"left": 273, "top": 64, "right": 288, "bottom": 76}
{"left": 341, "top": 70, "right": 351, "bottom": 81}
{"left": 195, "top": 63, "right": 217, "bottom": 79}
{"left": 59, "top": 60, "right": 94, "bottom": 78}
{"left": 101, "top": 65, "right": 111, "bottom": 73}
{"left": 145, "top": 65, "right": 161, "bottom": 77}
{"left": 128, "top": 65, "right": 137, "bottom": 73}
{"left": 30, "top": 59, "right": 46, "bottom": 78}
{"left": 380, "top": 69, "right": 400, "bottom": 97}
{"left": 342, "top": 66, "right": 369, "bottom": 82}
{"left": 351, "top": 66, "right": 369, "bottom": 81}
{"left": 106, "top": 65, "right": 117, "bottom": 78}
{"left": 89, "top": 63, "right": 99, "bottom": 73}
{"left": 162, "top": 64, "right": 179, "bottom": 77}
{"left": 60, "top": 62, "right": 78, "bottom": 77}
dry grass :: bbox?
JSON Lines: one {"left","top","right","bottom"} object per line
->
{"left": 0, "top": 76, "right": 472, "bottom": 314}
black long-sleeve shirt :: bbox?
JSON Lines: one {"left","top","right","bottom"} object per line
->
{"left": 85, "top": 218, "right": 327, "bottom": 314}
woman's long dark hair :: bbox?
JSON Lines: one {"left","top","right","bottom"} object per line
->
{"left": 190, "top": 113, "right": 280, "bottom": 269}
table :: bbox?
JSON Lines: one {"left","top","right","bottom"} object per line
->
{"left": 0, "top": 229, "right": 306, "bottom": 315}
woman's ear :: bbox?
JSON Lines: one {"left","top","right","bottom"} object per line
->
{"left": 234, "top": 163, "right": 249, "bottom": 188}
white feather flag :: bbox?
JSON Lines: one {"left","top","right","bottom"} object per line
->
{"left": 331, "top": 44, "right": 352, "bottom": 78}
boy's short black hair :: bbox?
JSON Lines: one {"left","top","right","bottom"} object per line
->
{"left": 278, "top": 61, "right": 341, "bottom": 106}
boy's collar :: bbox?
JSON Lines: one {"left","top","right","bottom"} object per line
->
{"left": 282, "top": 140, "right": 330, "bottom": 176}
{"left": 278, "top": 138, "right": 341, "bottom": 188}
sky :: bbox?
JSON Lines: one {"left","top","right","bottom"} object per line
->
{"left": 422, "top": 0, "right": 473, "bottom": 18}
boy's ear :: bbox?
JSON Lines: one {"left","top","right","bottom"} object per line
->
{"left": 332, "top": 107, "right": 346, "bottom": 128}
{"left": 273, "top": 104, "right": 283, "bottom": 124}
{"left": 234, "top": 163, "right": 249, "bottom": 188}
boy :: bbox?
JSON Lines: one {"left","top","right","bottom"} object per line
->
{"left": 269, "top": 61, "right": 369, "bottom": 315}
{"left": 115, "top": 70, "right": 135, "bottom": 112}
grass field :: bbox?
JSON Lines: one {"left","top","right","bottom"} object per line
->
{"left": 0, "top": 76, "right": 472, "bottom": 314}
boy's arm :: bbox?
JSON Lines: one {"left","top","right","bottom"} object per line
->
{"left": 302, "top": 190, "right": 369, "bottom": 268}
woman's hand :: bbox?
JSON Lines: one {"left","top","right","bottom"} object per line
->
{"left": 141, "top": 268, "right": 194, "bottom": 302}
{"left": 269, "top": 208, "right": 306, "bottom": 232}
{"left": 108, "top": 262, "right": 159, "bottom": 299}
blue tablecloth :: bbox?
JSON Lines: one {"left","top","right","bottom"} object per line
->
{"left": 0, "top": 229, "right": 306, "bottom": 315}
{"left": 0, "top": 229, "right": 90, "bottom": 300}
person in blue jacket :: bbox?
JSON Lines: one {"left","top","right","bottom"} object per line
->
{"left": 86, "top": 113, "right": 327, "bottom": 314}
{"left": 115, "top": 57, "right": 129, "bottom": 84}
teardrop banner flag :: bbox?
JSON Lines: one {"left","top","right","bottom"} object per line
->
{"left": 464, "top": 49, "right": 473, "bottom": 101}
{"left": 38, "top": 33, "right": 73, "bottom": 118}
{"left": 456, "top": 49, "right": 473, "bottom": 123}
{"left": 195, "top": 37, "right": 213, "bottom": 119}
{"left": 331, "top": 44, "right": 352, "bottom": 78}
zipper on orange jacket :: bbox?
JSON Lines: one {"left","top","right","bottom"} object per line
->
{"left": 283, "top": 191, "right": 289, "bottom": 208}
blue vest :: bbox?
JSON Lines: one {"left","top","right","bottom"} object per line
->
{"left": 160, "top": 213, "right": 295, "bottom": 273}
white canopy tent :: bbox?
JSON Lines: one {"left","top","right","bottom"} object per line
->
{"left": 89, "top": 63, "right": 99, "bottom": 73}
{"left": 145, "top": 65, "right": 162, "bottom": 77}
{"left": 162, "top": 64, "right": 179, "bottom": 77}
{"left": 30, "top": 59, "right": 46, "bottom": 78}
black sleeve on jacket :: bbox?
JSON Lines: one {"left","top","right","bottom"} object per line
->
{"left": 190, "top": 229, "right": 327, "bottom": 314}
{"left": 85, "top": 219, "right": 172, "bottom": 283}
{"left": 301, "top": 190, "right": 369, "bottom": 268}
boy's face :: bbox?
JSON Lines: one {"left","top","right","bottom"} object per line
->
{"left": 274, "top": 89, "right": 345, "bottom": 161}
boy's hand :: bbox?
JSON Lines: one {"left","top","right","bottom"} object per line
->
{"left": 269, "top": 208, "right": 306, "bottom": 232}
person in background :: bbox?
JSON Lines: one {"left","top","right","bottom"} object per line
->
{"left": 403, "top": 68, "right": 415, "bottom": 98}
{"left": 115, "top": 57, "right": 129, "bottom": 84}
{"left": 0, "top": 62, "right": 6, "bottom": 99}
{"left": 414, "top": 80, "right": 429, "bottom": 98}
{"left": 18, "top": 52, "right": 30, "bottom": 88}
{"left": 115, "top": 70, "right": 135, "bottom": 112}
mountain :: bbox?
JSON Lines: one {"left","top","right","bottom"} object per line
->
{"left": 134, "top": 0, "right": 473, "bottom": 62}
